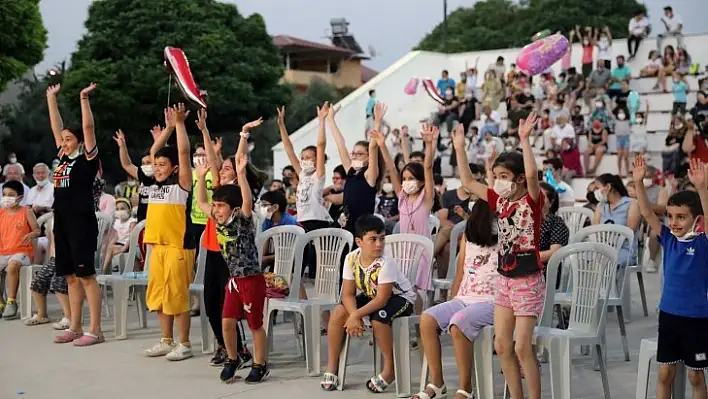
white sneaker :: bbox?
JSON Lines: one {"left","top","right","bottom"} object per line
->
{"left": 52, "top": 317, "right": 70, "bottom": 330}
{"left": 645, "top": 259, "right": 657, "bottom": 273}
{"left": 144, "top": 340, "right": 176, "bottom": 357}
{"left": 165, "top": 343, "right": 193, "bottom": 361}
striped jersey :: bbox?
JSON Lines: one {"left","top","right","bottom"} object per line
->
{"left": 144, "top": 175, "right": 196, "bottom": 249}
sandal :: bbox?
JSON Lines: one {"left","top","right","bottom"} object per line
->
{"left": 73, "top": 332, "right": 105, "bottom": 347}
{"left": 366, "top": 374, "right": 391, "bottom": 393}
{"left": 320, "top": 372, "right": 339, "bottom": 391}
{"left": 54, "top": 329, "right": 83, "bottom": 344}
{"left": 23, "top": 314, "right": 50, "bottom": 326}
{"left": 413, "top": 383, "right": 447, "bottom": 399}
{"left": 454, "top": 389, "right": 475, "bottom": 399}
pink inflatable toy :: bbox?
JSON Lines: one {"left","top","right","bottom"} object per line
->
{"left": 404, "top": 77, "right": 419, "bottom": 95}
{"left": 516, "top": 33, "right": 569, "bottom": 77}
{"left": 422, "top": 79, "right": 445, "bottom": 105}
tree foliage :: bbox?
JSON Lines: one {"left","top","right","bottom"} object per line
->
{"left": 0, "top": 0, "right": 47, "bottom": 91}
{"left": 55, "top": 0, "right": 290, "bottom": 181}
{"left": 417, "top": 0, "right": 647, "bottom": 53}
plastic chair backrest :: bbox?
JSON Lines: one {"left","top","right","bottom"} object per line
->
{"left": 193, "top": 231, "right": 208, "bottom": 285}
{"left": 557, "top": 206, "right": 594, "bottom": 237}
{"left": 428, "top": 214, "right": 441, "bottom": 236}
{"left": 122, "top": 220, "right": 146, "bottom": 274}
{"left": 542, "top": 243, "right": 618, "bottom": 338}
{"left": 392, "top": 221, "right": 400, "bottom": 234}
{"left": 36, "top": 212, "right": 54, "bottom": 229}
{"left": 385, "top": 234, "right": 434, "bottom": 285}
{"left": 373, "top": 213, "right": 386, "bottom": 222}
{"left": 446, "top": 221, "right": 467, "bottom": 280}
{"left": 255, "top": 225, "right": 306, "bottom": 294}
{"left": 95, "top": 212, "right": 114, "bottom": 272}
{"left": 302, "top": 228, "right": 354, "bottom": 303}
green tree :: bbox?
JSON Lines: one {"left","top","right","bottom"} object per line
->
{"left": 417, "top": 0, "right": 647, "bottom": 53}
{"left": 0, "top": 0, "right": 47, "bottom": 91}
{"left": 58, "top": 0, "right": 290, "bottom": 182}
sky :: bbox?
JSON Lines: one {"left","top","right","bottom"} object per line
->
{"left": 36, "top": 0, "right": 705, "bottom": 74}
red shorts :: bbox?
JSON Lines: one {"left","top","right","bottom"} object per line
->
{"left": 222, "top": 274, "right": 266, "bottom": 329}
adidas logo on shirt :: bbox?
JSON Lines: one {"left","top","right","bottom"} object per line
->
{"left": 686, "top": 247, "right": 696, "bottom": 256}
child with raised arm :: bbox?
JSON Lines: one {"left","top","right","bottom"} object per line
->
{"left": 632, "top": 155, "right": 708, "bottom": 399}
{"left": 197, "top": 153, "right": 269, "bottom": 384}
{"left": 452, "top": 112, "right": 544, "bottom": 399}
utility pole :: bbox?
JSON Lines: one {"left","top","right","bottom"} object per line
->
{"left": 442, "top": 0, "right": 448, "bottom": 52}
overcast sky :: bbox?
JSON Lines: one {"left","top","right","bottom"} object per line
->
{"left": 37, "top": 0, "right": 704, "bottom": 73}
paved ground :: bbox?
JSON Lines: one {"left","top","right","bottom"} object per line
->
{"left": 0, "top": 272, "right": 673, "bottom": 399}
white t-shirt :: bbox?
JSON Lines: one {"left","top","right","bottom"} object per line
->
{"left": 550, "top": 124, "right": 576, "bottom": 143}
{"left": 296, "top": 171, "right": 332, "bottom": 223}
{"left": 596, "top": 38, "right": 613, "bottom": 61}
{"left": 25, "top": 184, "right": 54, "bottom": 208}
{"left": 628, "top": 17, "right": 650, "bottom": 36}
{"left": 644, "top": 59, "right": 663, "bottom": 69}
{"left": 480, "top": 111, "right": 500, "bottom": 125}
{"left": 342, "top": 248, "right": 416, "bottom": 304}
{"left": 662, "top": 14, "right": 683, "bottom": 33}
{"left": 557, "top": 181, "right": 576, "bottom": 206}
{"left": 113, "top": 217, "right": 136, "bottom": 245}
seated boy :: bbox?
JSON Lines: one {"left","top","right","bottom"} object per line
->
{"left": 0, "top": 180, "right": 40, "bottom": 319}
{"left": 196, "top": 155, "right": 269, "bottom": 384}
{"left": 320, "top": 215, "right": 415, "bottom": 393}
{"left": 633, "top": 156, "right": 708, "bottom": 399}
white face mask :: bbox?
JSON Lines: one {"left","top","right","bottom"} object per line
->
{"left": 0, "top": 196, "right": 18, "bottom": 208}
{"left": 382, "top": 183, "right": 393, "bottom": 194}
{"left": 8, "top": 157, "right": 17, "bottom": 164}
{"left": 594, "top": 188, "right": 607, "bottom": 203}
{"left": 672, "top": 218, "right": 700, "bottom": 242}
{"left": 636, "top": 118, "right": 644, "bottom": 124}
{"left": 300, "top": 159, "right": 315, "bottom": 174}
{"left": 115, "top": 209, "right": 130, "bottom": 221}
{"left": 36, "top": 179, "right": 50, "bottom": 188}
{"left": 350, "top": 159, "right": 364, "bottom": 170}
{"left": 67, "top": 148, "right": 81, "bottom": 160}
{"left": 643, "top": 178, "right": 653, "bottom": 187}
{"left": 493, "top": 179, "right": 514, "bottom": 198}
{"left": 595, "top": 102, "right": 604, "bottom": 108}
{"left": 618, "top": 113, "right": 626, "bottom": 120}
{"left": 402, "top": 180, "right": 420, "bottom": 195}
{"left": 141, "top": 165, "right": 154, "bottom": 177}
{"left": 675, "top": 123, "right": 684, "bottom": 130}
{"left": 259, "top": 205, "right": 274, "bottom": 220}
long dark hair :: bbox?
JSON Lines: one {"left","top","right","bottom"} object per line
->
{"left": 352, "top": 140, "right": 385, "bottom": 186}
{"left": 400, "top": 162, "right": 425, "bottom": 183}
{"left": 225, "top": 155, "right": 267, "bottom": 194}
{"left": 539, "top": 182, "right": 560, "bottom": 214}
{"left": 596, "top": 173, "right": 629, "bottom": 197}
{"left": 465, "top": 199, "right": 497, "bottom": 247}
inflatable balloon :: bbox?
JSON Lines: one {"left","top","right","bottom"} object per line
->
{"left": 532, "top": 29, "right": 552, "bottom": 42}
{"left": 404, "top": 78, "right": 419, "bottom": 95}
{"left": 421, "top": 79, "right": 445, "bottom": 105}
{"left": 164, "top": 47, "right": 207, "bottom": 108}
{"left": 544, "top": 168, "right": 567, "bottom": 193}
{"left": 516, "top": 33, "right": 569, "bottom": 77}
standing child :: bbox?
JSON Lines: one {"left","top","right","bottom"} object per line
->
{"left": 613, "top": 107, "right": 631, "bottom": 177}
{"left": 374, "top": 124, "right": 437, "bottom": 310}
{"left": 0, "top": 181, "right": 40, "bottom": 319}
{"left": 632, "top": 155, "right": 708, "bottom": 399}
{"left": 630, "top": 109, "right": 650, "bottom": 160}
{"left": 577, "top": 25, "right": 595, "bottom": 78}
{"left": 672, "top": 72, "right": 689, "bottom": 116}
{"left": 452, "top": 111, "right": 545, "bottom": 399}
{"left": 197, "top": 153, "right": 269, "bottom": 384}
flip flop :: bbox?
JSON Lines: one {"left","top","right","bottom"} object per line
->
{"left": 366, "top": 374, "right": 391, "bottom": 393}
{"left": 73, "top": 332, "right": 105, "bottom": 347}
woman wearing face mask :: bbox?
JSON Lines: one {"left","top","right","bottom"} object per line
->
{"left": 591, "top": 174, "right": 641, "bottom": 266}
{"left": 277, "top": 103, "right": 333, "bottom": 279}
{"left": 100, "top": 198, "right": 137, "bottom": 274}
{"left": 377, "top": 176, "right": 399, "bottom": 234}
{"left": 46, "top": 82, "right": 105, "bottom": 346}
{"left": 481, "top": 70, "right": 502, "bottom": 111}
{"left": 375, "top": 124, "right": 437, "bottom": 309}
{"left": 584, "top": 121, "right": 608, "bottom": 176}
{"left": 575, "top": 25, "right": 595, "bottom": 78}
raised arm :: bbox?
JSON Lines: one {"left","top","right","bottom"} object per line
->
{"left": 195, "top": 108, "right": 221, "bottom": 181}
{"left": 235, "top": 153, "right": 253, "bottom": 217}
{"left": 401, "top": 129, "right": 411, "bottom": 164}
{"left": 688, "top": 158, "right": 708, "bottom": 224}
{"left": 113, "top": 130, "right": 138, "bottom": 179}
{"left": 195, "top": 160, "right": 212, "bottom": 216}
{"left": 451, "top": 124, "right": 488, "bottom": 200}
{"left": 632, "top": 155, "right": 662, "bottom": 234}
{"left": 421, "top": 123, "right": 437, "bottom": 209}
{"left": 79, "top": 83, "right": 98, "bottom": 152}
{"left": 373, "top": 102, "right": 387, "bottom": 132}
{"left": 365, "top": 135, "right": 380, "bottom": 188}
{"left": 518, "top": 111, "right": 541, "bottom": 201}
{"left": 316, "top": 102, "right": 329, "bottom": 178}
{"left": 237, "top": 117, "right": 264, "bottom": 159}
{"left": 172, "top": 103, "right": 193, "bottom": 190}
{"left": 682, "top": 124, "right": 696, "bottom": 154}
{"left": 150, "top": 108, "right": 176, "bottom": 162}
{"left": 46, "top": 84, "right": 63, "bottom": 148}
{"left": 371, "top": 130, "right": 401, "bottom": 195}
{"left": 327, "top": 105, "right": 351, "bottom": 171}
{"left": 277, "top": 106, "right": 301, "bottom": 175}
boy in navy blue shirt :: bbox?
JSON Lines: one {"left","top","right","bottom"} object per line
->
{"left": 633, "top": 155, "right": 708, "bottom": 398}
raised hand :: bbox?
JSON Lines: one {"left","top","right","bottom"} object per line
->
{"left": 688, "top": 158, "right": 707, "bottom": 190}
{"left": 80, "top": 82, "right": 98, "bottom": 98}
{"left": 242, "top": 117, "right": 264, "bottom": 133}
{"left": 195, "top": 156, "right": 209, "bottom": 177}
{"left": 369, "top": 129, "right": 385, "bottom": 148}
{"left": 451, "top": 123, "right": 466, "bottom": 149}
{"left": 235, "top": 152, "right": 248, "bottom": 174}
{"left": 632, "top": 154, "right": 646, "bottom": 183}
{"left": 173, "top": 103, "right": 190, "bottom": 123}
{"left": 196, "top": 108, "right": 207, "bottom": 131}
{"left": 327, "top": 104, "right": 340, "bottom": 120}
{"left": 277, "top": 106, "right": 286, "bottom": 126}
{"left": 165, "top": 107, "right": 177, "bottom": 129}
{"left": 421, "top": 123, "right": 439, "bottom": 144}
{"left": 46, "top": 84, "right": 61, "bottom": 97}
{"left": 317, "top": 102, "right": 330, "bottom": 120}
{"left": 214, "top": 136, "right": 223, "bottom": 154}
{"left": 113, "top": 130, "right": 126, "bottom": 147}
{"left": 373, "top": 102, "right": 388, "bottom": 123}
{"left": 150, "top": 125, "right": 162, "bottom": 141}
{"left": 486, "top": 151, "right": 498, "bottom": 172}
{"left": 518, "top": 111, "right": 538, "bottom": 141}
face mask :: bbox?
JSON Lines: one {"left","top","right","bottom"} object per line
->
{"left": 115, "top": 209, "right": 130, "bottom": 220}
{"left": 643, "top": 178, "right": 653, "bottom": 187}
{"left": 618, "top": 113, "right": 626, "bottom": 120}
{"left": 672, "top": 218, "right": 700, "bottom": 242}
{"left": 382, "top": 183, "right": 393, "bottom": 194}
{"left": 586, "top": 190, "right": 599, "bottom": 204}
{"left": 0, "top": 196, "right": 17, "bottom": 208}
{"left": 460, "top": 75, "right": 467, "bottom": 82}
{"left": 468, "top": 200, "right": 476, "bottom": 212}
{"left": 445, "top": 91, "right": 453, "bottom": 99}
{"left": 8, "top": 157, "right": 17, "bottom": 164}
{"left": 675, "top": 123, "right": 684, "bottom": 130}
{"left": 67, "top": 149, "right": 81, "bottom": 160}
{"left": 36, "top": 179, "right": 50, "bottom": 188}
{"left": 259, "top": 205, "right": 273, "bottom": 220}
{"left": 351, "top": 159, "right": 364, "bottom": 170}
{"left": 594, "top": 189, "right": 607, "bottom": 203}
{"left": 636, "top": 118, "right": 644, "bottom": 124}
{"left": 402, "top": 180, "right": 420, "bottom": 195}
{"left": 141, "top": 165, "right": 154, "bottom": 177}
{"left": 223, "top": 208, "right": 239, "bottom": 226}
{"left": 493, "top": 179, "right": 514, "bottom": 198}
{"left": 300, "top": 159, "right": 315, "bottom": 174}
{"left": 523, "top": 88, "right": 531, "bottom": 95}
{"left": 595, "top": 102, "right": 604, "bottom": 108}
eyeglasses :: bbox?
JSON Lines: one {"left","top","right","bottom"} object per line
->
{"left": 351, "top": 151, "right": 367, "bottom": 157}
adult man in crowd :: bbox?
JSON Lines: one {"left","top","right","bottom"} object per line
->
{"left": 25, "top": 163, "right": 54, "bottom": 217}
{"left": 607, "top": 55, "right": 632, "bottom": 99}
{"left": 436, "top": 70, "right": 455, "bottom": 97}
{"left": 657, "top": 6, "right": 683, "bottom": 50}
{"left": 584, "top": 61, "right": 612, "bottom": 108}
{"left": 0, "top": 164, "right": 30, "bottom": 205}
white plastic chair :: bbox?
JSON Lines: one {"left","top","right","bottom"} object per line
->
{"left": 625, "top": 223, "right": 650, "bottom": 320}
{"left": 19, "top": 214, "right": 53, "bottom": 320}
{"left": 265, "top": 228, "right": 352, "bottom": 376}
{"left": 557, "top": 206, "right": 594, "bottom": 237}
{"left": 559, "top": 224, "right": 634, "bottom": 364}
{"left": 95, "top": 212, "right": 114, "bottom": 272}
{"left": 635, "top": 338, "right": 687, "bottom": 399}
{"left": 337, "top": 234, "right": 434, "bottom": 397}
{"left": 256, "top": 225, "right": 306, "bottom": 290}
{"left": 428, "top": 221, "right": 466, "bottom": 305}
{"left": 428, "top": 214, "right": 440, "bottom": 241}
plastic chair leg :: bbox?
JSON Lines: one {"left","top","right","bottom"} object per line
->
{"left": 419, "top": 350, "right": 429, "bottom": 393}
{"left": 595, "top": 344, "right": 612, "bottom": 399}
{"left": 635, "top": 339, "right": 655, "bottom": 399}
{"left": 474, "top": 326, "right": 495, "bottom": 399}
{"left": 113, "top": 280, "right": 129, "bottom": 340}
{"left": 19, "top": 266, "right": 33, "bottom": 320}
{"left": 635, "top": 272, "right": 649, "bottom": 317}
{"left": 616, "top": 306, "right": 631, "bottom": 361}
{"left": 392, "top": 317, "right": 413, "bottom": 398}
{"left": 547, "top": 337, "right": 572, "bottom": 399}
{"left": 303, "top": 304, "right": 321, "bottom": 376}
{"left": 199, "top": 293, "right": 214, "bottom": 354}
{"left": 337, "top": 335, "right": 350, "bottom": 391}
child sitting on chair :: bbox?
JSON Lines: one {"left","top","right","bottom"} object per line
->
{"left": 320, "top": 215, "right": 416, "bottom": 393}
{"left": 101, "top": 198, "right": 136, "bottom": 274}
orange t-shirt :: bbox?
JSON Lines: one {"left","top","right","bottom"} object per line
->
{"left": 203, "top": 218, "right": 220, "bottom": 252}
{"left": 0, "top": 206, "right": 34, "bottom": 256}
